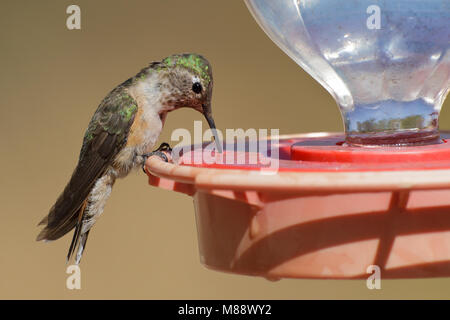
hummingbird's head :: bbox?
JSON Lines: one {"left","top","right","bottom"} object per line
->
{"left": 160, "top": 53, "right": 222, "bottom": 152}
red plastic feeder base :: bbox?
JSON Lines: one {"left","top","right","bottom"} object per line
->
{"left": 145, "top": 132, "right": 450, "bottom": 279}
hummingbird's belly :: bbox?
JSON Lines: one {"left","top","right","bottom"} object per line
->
{"left": 113, "top": 110, "right": 163, "bottom": 175}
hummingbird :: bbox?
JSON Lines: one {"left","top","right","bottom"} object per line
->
{"left": 36, "top": 53, "right": 221, "bottom": 264}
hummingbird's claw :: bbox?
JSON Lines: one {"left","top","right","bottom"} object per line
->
{"left": 155, "top": 142, "right": 172, "bottom": 153}
{"left": 141, "top": 143, "right": 172, "bottom": 173}
{"left": 142, "top": 151, "right": 168, "bottom": 173}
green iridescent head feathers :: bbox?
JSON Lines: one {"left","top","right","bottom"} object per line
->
{"left": 162, "top": 53, "right": 212, "bottom": 86}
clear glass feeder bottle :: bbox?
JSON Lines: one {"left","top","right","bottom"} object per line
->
{"left": 245, "top": 0, "right": 450, "bottom": 145}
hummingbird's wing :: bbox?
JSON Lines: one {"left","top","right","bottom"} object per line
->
{"left": 37, "top": 85, "right": 138, "bottom": 242}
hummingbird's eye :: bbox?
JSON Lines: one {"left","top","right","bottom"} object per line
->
{"left": 192, "top": 82, "right": 202, "bottom": 94}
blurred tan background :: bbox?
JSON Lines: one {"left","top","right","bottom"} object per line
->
{"left": 0, "top": 0, "right": 449, "bottom": 299}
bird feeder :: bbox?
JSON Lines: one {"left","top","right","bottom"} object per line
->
{"left": 145, "top": 0, "right": 450, "bottom": 279}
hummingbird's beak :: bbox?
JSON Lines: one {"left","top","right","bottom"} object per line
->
{"left": 202, "top": 104, "right": 222, "bottom": 153}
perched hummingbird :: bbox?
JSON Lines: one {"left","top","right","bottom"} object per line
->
{"left": 37, "top": 53, "right": 221, "bottom": 264}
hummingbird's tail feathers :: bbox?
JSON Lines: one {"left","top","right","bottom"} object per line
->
{"left": 67, "top": 200, "right": 89, "bottom": 262}
{"left": 37, "top": 215, "right": 48, "bottom": 226}
{"left": 67, "top": 222, "right": 90, "bottom": 264}
{"left": 36, "top": 195, "right": 87, "bottom": 242}
{"left": 36, "top": 145, "right": 116, "bottom": 242}
{"left": 68, "top": 172, "right": 115, "bottom": 264}
{"left": 67, "top": 223, "right": 81, "bottom": 262}
{"left": 74, "top": 230, "right": 90, "bottom": 265}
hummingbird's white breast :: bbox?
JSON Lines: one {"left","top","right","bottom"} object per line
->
{"left": 112, "top": 73, "right": 167, "bottom": 176}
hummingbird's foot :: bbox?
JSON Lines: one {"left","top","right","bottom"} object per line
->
{"left": 154, "top": 142, "right": 172, "bottom": 153}
{"left": 141, "top": 142, "right": 172, "bottom": 173}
